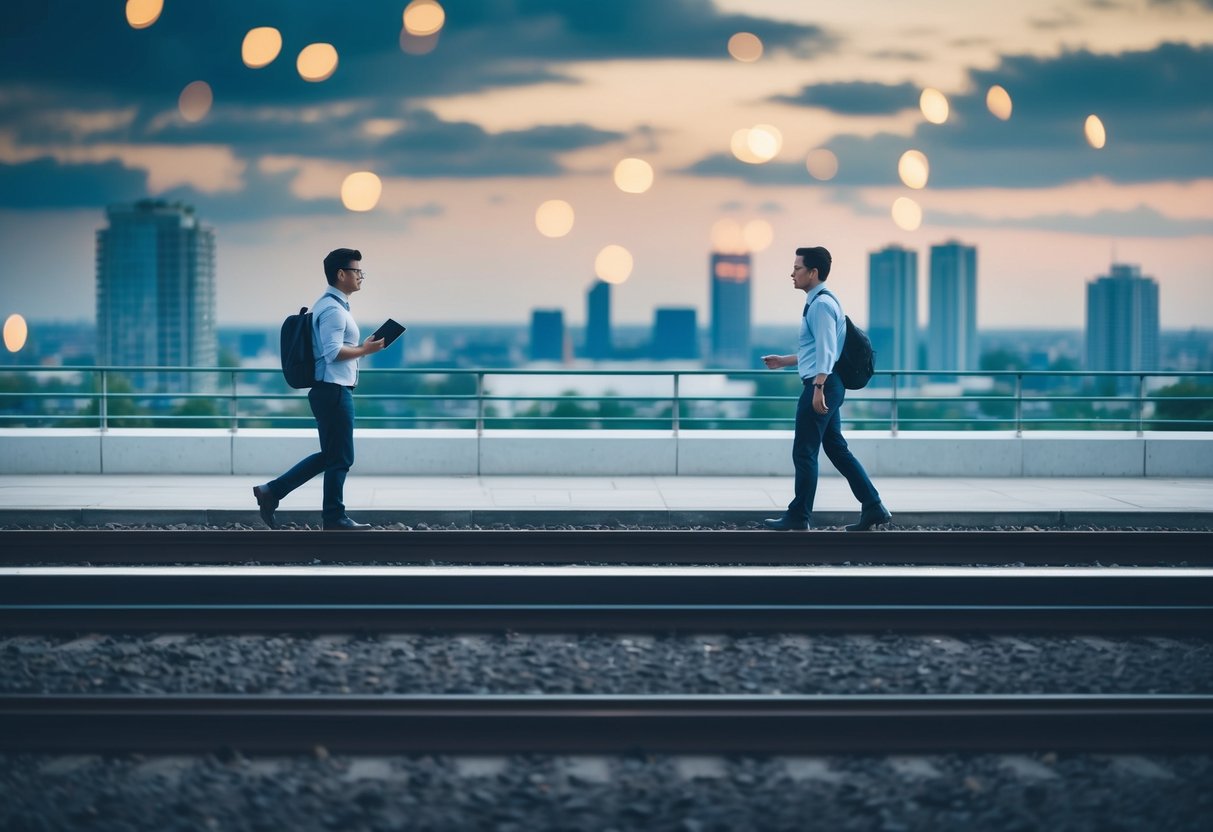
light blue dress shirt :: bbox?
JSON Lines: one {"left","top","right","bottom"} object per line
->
{"left": 312, "top": 288, "right": 360, "bottom": 386}
{"left": 796, "top": 284, "right": 846, "bottom": 380}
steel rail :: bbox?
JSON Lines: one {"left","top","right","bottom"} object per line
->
{"left": 2, "top": 565, "right": 1211, "bottom": 632}
{"left": 4, "top": 530, "right": 1211, "bottom": 567}
{"left": 1, "top": 693, "right": 1210, "bottom": 754}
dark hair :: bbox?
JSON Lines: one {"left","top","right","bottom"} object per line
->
{"left": 795, "top": 246, "right": 832, "bottom": 281}
{"left": 323, "top": 248, "right": 362, "bottom": 286}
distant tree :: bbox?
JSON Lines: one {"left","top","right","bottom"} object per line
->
{"left": 1152, "top": 381, "right": 1213, "bottom": 431}
{"left": 170, "top": 398, "right": 226, "bottom": 428}
{"left": 980, "top": 349, "right": 1026, "bottom": 372}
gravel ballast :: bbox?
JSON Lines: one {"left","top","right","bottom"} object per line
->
{"left": 4, "top": 632, "right": 1211, "bottom": 696}
{"left": 3, "top": 750, "right": 1211, "bottom": 831}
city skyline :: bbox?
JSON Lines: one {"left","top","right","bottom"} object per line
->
{"left": 1, "top": 1, "right": 1211, "bottom": 330}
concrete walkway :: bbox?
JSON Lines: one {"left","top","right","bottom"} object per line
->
{"left": 1, "top": 475, "right": 1210, "bottom": 527}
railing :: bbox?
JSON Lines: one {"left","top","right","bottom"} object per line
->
{"left": 1, "top": 366, "right": 1212, "bottom": 436}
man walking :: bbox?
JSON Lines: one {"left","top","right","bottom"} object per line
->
{"left": 254, "top": 248, "right": 384, "bottom": 530}
{"left": 761, "top": 246, "right": 891, "bottom": 531}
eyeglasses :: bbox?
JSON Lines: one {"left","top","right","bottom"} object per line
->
{"left": 341, "top": 267, "right": 366, "bottom": 278}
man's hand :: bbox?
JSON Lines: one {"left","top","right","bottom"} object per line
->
{"left": 762, "top": 354, "right": 787, "bottom": 370}
{"left": 813, "top": 386, "right": 829, "bottom": 415}
{"left": 362, "top": 335, "right": 386, "bottom": 355}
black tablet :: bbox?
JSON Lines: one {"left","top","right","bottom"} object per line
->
{"left": 371, "top": 318, "right": 406, "bottom": 347}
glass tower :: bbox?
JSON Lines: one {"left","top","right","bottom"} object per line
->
{"left": 584, "top": 280, "right": 611, "bottom": 360}
{"left": 652, "top": 307, "right": 699, "bottom": 360}
{"left": 926, "top": 241, "right": 978, "bottom": 373}
{"left": 868, "top": 244, "right": 918, "bottom": 374}
{"left": 1085, "top": 264, "right": 1159, "bottom": 373}
{"left": 529, "top": 309, "right": 565, "bottom": 362}
{"left": 710, "top": 252, "right": 751, "bottom": 367}
{"left": 96, "top": 200, "right": 216, "bottom": 390}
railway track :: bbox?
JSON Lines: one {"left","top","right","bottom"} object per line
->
{"left": 4, "top": 529, "right": 1211, "bottom": 566}
{"left": 3, "top": 564, "right": 1211, "bottom": 632}
{"left": 2, "top": 693, "right": 1210, "bottom": 754}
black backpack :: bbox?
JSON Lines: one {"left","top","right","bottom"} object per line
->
{"left": 807, "top": 290, "right": 876, "bottom": 390}
{"left": 280, "top": 307, "right": 316, "bottom": 389}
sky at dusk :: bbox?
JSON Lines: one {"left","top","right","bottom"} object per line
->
{"left": 1, "top": 0, "right": 1211, "bottom": 330}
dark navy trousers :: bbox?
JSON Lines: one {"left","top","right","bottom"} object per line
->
{"left": 267, "top": 382, "right": 355, "bottom": 523}
{"left": 786, "top": 373, "right": 880, "bottom": 522}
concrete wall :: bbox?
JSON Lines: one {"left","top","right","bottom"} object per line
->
{"left": 2, "top": 429, "right": 1211, "bottom": 477}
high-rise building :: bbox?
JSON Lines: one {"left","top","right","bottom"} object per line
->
{"left": 584, "top": 280, "right": 612, "bottom": 360}
{"left": 96, "top": 200, "right": 216, "bottom": 389}
{"left": 1085, "top": 263, "right": 1159, "bottom": 373}
{"left": 926, "top": 241, "right": 978, "bottom": 373}
{"left": 868, "top": 245, "right": 918, "bottom": 374}
{"left": 529, "top": 309, "right": 565, "bottom": 362}
{"left": 710, "top": 251, "right": 751, "bottom": 367}
{"left": 652, "top": 307, "right": 699, "bottom": 360}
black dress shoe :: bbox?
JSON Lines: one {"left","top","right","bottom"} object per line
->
{"left": 323, "top": 516, "right": 371, "bottom": 530}
{"left": 252, "top": 485, "right": 279, "bottom": 529}
{"left": 762, "top": 516, "right": 810, "bottom": 531}
{"left": 845, "top": 503, "right": 892, "bottom": 532}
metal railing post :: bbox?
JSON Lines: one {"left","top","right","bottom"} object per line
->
{"left": 475, "top": 372, "right": 485, "bottom": 436}
{"left": 1137, "top": 373, "right": 1146, "bottom": 437}
{"left": 229, "top": 370, "right": 239, "bottom": 432}
{"left": 99, "top": 369, "right": 108, "bottom": 432}
{"left": 672, "top": 373, "right": 680, "bottom": 436}
{"left": 890, "top": 373, "right": 898, "bottom": 437}
{"left": 1014, "top": 373, "right": 1023, "bottom": 437}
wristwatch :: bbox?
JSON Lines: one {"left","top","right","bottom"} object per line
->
{"left": 813, "top": 383, "right": 825, "bottom": 389}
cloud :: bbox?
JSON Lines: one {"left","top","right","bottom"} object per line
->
{"left": 0, "top": 1, "right": 831, "bottom": 108}
{"left": 772, "top": 81, "right": 920, "bottom": 115}
{"left": 688, "top": 42, "right": 1213, "bottom": 190}
{"left": 925, "top": 204, "right": 1213, "bottom": 237}
{"left": 0, "top": 158, "right": 148, "bottom": 208}
{"left": 682, "top": 153, "right": 811, "bottom": 185}
{"left": 373, "top": 112, "right": 626, "bottom": 177}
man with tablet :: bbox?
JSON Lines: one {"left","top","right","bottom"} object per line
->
{"left": 253, "top": 247, "right": 390, "bottom": 530}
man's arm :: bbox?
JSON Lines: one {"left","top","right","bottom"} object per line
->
{"left": 336, "top": 337, "right": 384, "bottom": 361}
{"left": 761, "top": 354, "right": 796, "bottom": 370}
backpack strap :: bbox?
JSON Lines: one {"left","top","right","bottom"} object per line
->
{"left": 803, "top": 288, "right": 841, "bottom": 318}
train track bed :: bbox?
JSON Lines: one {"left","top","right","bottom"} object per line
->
{"left": 5, "top": 632, "right": 1211, "bottom": 698}
{"left": 3, "top": 529, "right": 1211, "bottom": 567}
{"left": 3, "top": 749, "right": 1210, "bottom": 832}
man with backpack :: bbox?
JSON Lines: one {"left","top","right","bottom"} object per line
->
{"left": 253, "top": 248, "right": 385, "bottom": 530}
{"left": 760, "top": 246, "right": 892, "bottom": 532}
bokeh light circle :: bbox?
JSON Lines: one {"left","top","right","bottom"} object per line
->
{"left": 805, "top": 148, "right": 839, "bottom": 181}
{"left": 297, "top": 43, "right": 339, "bottom": 82}
{"left": 1085, "top": 114, "right": 1107, "bottom": 149}
{"left": 125, "top": 0, "right": 162, "bottom": 29}
{"left": 986, "top": 85, "right": 1013, "bottom": 120}
{"left": 891, "top": 197, "right": 923, "bottom": 231}
{"left": 340, "top": 171, "right": 383, "bottom": 212}
{"left": 535, "top": 200, "right": 575, "bottom": 238}
{"left": 897, "top": 149, "right": 929, "bottom": 189}
{"left": 242, "top": 27, "right": 283, "bottom": 69}
{"left": 730, "top": 129, "right": 762, "bottom": 164}
{"left": 746, "top": 124, "right": 782, "bottom": 161}
{"left": 613, "top": 158, "right": 654, "bottom": 194}
{"left": 727, "top": 32, "right": 763, "bottom": 62}
{"left": 742, "top": 219, "right": 774, "bottom": 252}
{"left": 919, "top": 88, "right": 949, "bottom": 124}
{"left": 710, "top": 219, "right": 746, "bottom": 253}
{"left": 403, "top": 0, "right": 446, "bottom": 36}
{"left": 178, "top": 81, "right": 213, "bottom": 123}
{"left": 3, "top": 314, "right": 28, "bottom": 353}
{"left": 594, "top": 245, "right": 634, "bottom": 285}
